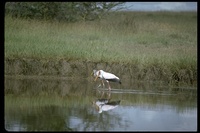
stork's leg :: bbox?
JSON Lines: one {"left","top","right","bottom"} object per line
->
{"left": 107, "top": 81, "right": 111, "bottom": 91}
{"left": 102, "top": 80, "right": 105, "bottom": 88}
{"left": 100, "top": 91, "right": 104, "bottom": 98}
{"left": 107, "top": 91, "right": 111, "bottom": 99}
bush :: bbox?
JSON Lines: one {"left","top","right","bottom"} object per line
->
{"left": 5, "top": 2, "right": 125, "bottom": 22}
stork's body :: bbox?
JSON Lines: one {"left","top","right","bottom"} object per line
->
{"left": 94, "top": 99, "right": 121, "bottom": 113}
{"left": 93, "top": 70, "right": 121, "bottom": 90}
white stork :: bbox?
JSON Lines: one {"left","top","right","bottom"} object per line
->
{"left": 92, "top": 70, "right": 121, "bottom": 90}
{"left": 93, "top": 99, "right": 121, "bottom": 113}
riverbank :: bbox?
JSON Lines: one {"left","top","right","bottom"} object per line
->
{"left": 4, "top": 58, "right": 197, "bottom": 86}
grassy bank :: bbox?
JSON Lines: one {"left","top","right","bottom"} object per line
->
{"left": 5, "top": 11, "right": 197, "bottom": 73}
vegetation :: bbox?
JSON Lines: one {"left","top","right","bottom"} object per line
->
{"left": 5, "top": 2, "right": 125, "bottom": 22}
{"left": 5, "top": 11, "right": 197, "bottom": 71}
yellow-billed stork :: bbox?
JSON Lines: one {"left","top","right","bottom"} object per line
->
{"left": 92, "top": 70, "right": 121, "bottom": 90}
{"left": 93, "top": 99, "right": 121, "bottom": 113}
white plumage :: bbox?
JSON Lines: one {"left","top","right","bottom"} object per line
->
{"left": 94, "top": 99, "right": 121, "bottom": 113}
{"left": 92, "top": 70, "right": 121, "bottom": 90}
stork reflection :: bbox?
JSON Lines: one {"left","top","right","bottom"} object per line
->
{"left": 92, "top": 90, "right": 121, "bottom": 113}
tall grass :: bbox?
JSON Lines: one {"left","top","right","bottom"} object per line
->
{"left": 5, "top": 11, "right": 197, "bottom": 69}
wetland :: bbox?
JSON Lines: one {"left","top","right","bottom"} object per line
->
{"left": 5, "top": 76, "right": 197, "bottom": 131}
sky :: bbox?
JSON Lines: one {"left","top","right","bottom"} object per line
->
{"left": 122, "top": 2, "right": 197, "bottom": 11}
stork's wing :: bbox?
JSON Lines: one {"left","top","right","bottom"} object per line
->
{"left": 101, "top": 104, "right": 118, "bottom": 111}
{"left": 103, "top": 72, "right": 119, "bottom": 79}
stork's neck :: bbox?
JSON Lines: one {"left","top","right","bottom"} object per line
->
{"left": 98, "top": 70, "right": 104, "bottom": 78}
{"left": 99, "top": 70, "right": 104, "bottom": 74}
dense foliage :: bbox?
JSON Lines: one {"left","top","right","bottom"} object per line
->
{"left": 5, "top": 2, "right": 125, "bottom": 22}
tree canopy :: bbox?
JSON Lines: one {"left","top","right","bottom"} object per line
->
{"left": 5, "top": 2, "right": 125, "bottom": 22}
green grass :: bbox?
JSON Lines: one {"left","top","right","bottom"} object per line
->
{"left": 5, "top": 11, "right": 197, "bottom": 70}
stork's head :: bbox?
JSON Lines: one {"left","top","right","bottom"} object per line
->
{"left": 91, "top": 70, "right": 97, "bottom": 78}
{"left": 92, "top": 101, "right": 103, "bottom": 113}
{"left": 91, "top": 70, "right": 101, "bottom": 82}
{"left": 92, "top": 70, "right": 97, "bottom": 76}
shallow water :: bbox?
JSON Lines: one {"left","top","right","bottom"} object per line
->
{"left": 4, "top": 76, "right": 197, "bottom": 131}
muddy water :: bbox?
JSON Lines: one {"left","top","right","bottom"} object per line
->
{"left": 4, "top": 76, "right": 197, "bottom": 131}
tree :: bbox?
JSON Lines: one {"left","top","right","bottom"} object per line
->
{"left": 5, "top": 2, "right": 125, "bottom": 22}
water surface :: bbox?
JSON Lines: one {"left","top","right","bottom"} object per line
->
{"left": 4, "top": 76, "right": 197, "bottom": 131}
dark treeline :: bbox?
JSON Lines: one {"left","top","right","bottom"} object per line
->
{"left": 5, "top": 2, "right": 125, "bottom": 22}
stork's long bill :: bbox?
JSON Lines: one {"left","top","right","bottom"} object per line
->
{"left": 94, "top": 71, "right": 100, "bottom": 82}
